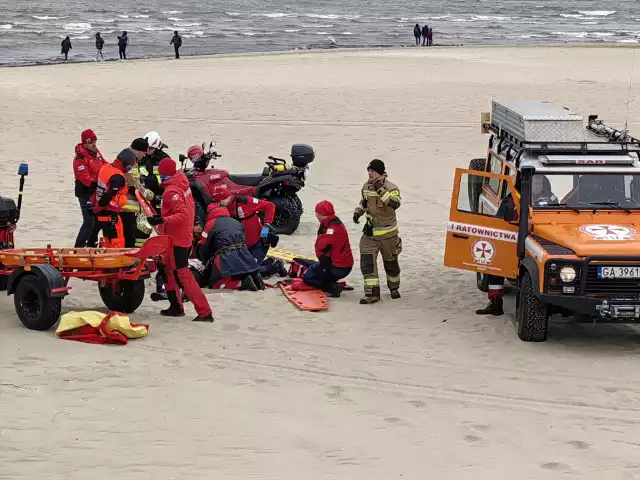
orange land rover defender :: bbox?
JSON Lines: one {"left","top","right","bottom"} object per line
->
{"left": 444, "top": 100, "right": 640, "bottom": 342}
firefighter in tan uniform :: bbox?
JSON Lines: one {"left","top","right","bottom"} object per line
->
{"left": 353, "top": 159, "right": 402, "bottom": 304}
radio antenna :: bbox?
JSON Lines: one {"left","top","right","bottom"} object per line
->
{"left": 624, "top": 47, "right": 637, "bottom": 135}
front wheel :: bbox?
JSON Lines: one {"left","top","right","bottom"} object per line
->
{"left": 516, "top": 271, "right": 549, "bottom": 342}
{"left": 14, "top": 275, "right": 62, "bottom": 331}
{"left": 98, "top": 279, "right": 145, "bottom": 314}
{"left": 270, "top": 196, "right": 302, "bottom": 235}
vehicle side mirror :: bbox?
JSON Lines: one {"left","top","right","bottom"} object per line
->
{"left": 179, "top": 154, "right": 186, "bottom": 163}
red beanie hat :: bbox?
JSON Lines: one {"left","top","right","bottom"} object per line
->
{"left": 158, "top": 158, "right": 177, "bottom": 177}
{"left": 315, "top": 200, "right": 335, "bottom": 217}
{"left": 81, "top": 129, "right": 97, "bottom": 144}
{"left": 211, "top": 185, "right": 232, "bottom": 203}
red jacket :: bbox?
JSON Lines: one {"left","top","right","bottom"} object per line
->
{"left": 227, "top": 196, "right": 275, "bottom": 248}
{"left": 160, "top": 171, "right": 195, "bottom": 248}
{"left": 315, "top": 215, "right": 354, "bottom": 269}
{"left": 73, "top": 144, "right": 106, "bottom": 198}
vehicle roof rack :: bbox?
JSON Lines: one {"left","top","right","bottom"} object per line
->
{"left": 486, "top": 100, "right": 640, "bottom": 155}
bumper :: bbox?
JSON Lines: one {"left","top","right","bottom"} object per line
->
{"left": 540, "top": 293, "right": 640, "bottom": 320}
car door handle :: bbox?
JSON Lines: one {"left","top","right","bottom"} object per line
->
{"left": 452, "top": 233, "right": 469, "bottom": 239}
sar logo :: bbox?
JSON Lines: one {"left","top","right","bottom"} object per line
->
{"left": 579, "top": 225, "right": 635, "bottom": 241}
{"left": 472, "top": 239, "right": 496, "bottom": 265}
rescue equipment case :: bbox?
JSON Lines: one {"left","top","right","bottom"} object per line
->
{"left": 0, "top": 196, "right": 18, "bottom": 228}
{"left": 291, "top": 144, "right": 315, "bottom": 168}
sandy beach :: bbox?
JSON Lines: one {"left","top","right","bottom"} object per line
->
{"left": 1, "top": 46, "right": 640, "bottom": 479}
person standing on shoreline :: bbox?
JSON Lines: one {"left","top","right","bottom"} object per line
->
{"left": 170, "top": 31, "right": 182, "bottom": 59}
{"left": 413, "top": 24, "right": 421, "bottom": 46}
{"left": 95, "top": 33, "right": 105, "bottom": 61}
{"left": 117, "top": 31, "right": 128, "bottom": 60}
{"left": 427, "top": 27, "right": 433, "bottom": 46}
{"left": 421, "top": 24, "right": 429, "bottom": 46}
{"left": 61, "top": 36, "right": 72, "bottom": 61}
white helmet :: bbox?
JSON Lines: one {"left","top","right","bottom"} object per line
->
{"left": 144, "top": 131, "right": 162, "bottom": 150}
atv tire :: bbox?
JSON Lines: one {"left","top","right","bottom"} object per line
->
{"left": 271, "top": 196, "right": 302, "bottom": 235}
{"left": 468, "top": 157, "right": 486, "bottom": 213}
{"left": 516, "top": 271, "right": 549, "bottom": 342}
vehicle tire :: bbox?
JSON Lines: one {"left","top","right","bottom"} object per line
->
{"left": 293, "top": 195, "right": 303, "bottom": 214}
{"left": 98, "top": 279, "right": 145, "bottom": 314}
{"left": 271, "top": 196, "right": 302, "bottom": 235}
{"left": 516, "top": 271, "right": 549, "bottom": 342}
{"left": 468, "top": 157, "right": 485, "bottom": 213}
{"left": 14, "top": 275, "right": 62, "bottom": 331}
{"left": 476, "top": 273, "right": 490, "bottom": 292}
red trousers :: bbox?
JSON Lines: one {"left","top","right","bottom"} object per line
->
{"left": 164, "top": 246, "right": 212, "bottom": 317}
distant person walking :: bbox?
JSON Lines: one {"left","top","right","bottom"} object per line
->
{"left": 427, "top": 27, "right": 433, "bottom": 46}
{"left": 61, "top": 36, "right": 72, "bottom": 61}
{"left": 413, "top": 24, "right": 421, "bottom": 46}
{"left": 117, "top": 31, "right": 128, "bottom": 60}
{"left": 95, "top": 32, "right": 105, "bottom": 61}
{"left": 170, "top": 31, "right": 182, "bottom": 59}
{"left": 421, "top": 24, "right": 429, "bottom": 46}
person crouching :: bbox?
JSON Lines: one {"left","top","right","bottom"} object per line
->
{"left": 146, "top": 158, "right": 214, "bottom": 322}
{"left": 198, "top": 202, "right": 264, "bottom": 291}
{"left": 212, "top": 185, "right": 286, "bottom": 278}
{"left": 291, "top": 200, "right": 354, "bottom": 297}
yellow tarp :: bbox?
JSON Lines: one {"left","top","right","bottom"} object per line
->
{"left": 266, "top": 248, "right": 317, "bottom": 263}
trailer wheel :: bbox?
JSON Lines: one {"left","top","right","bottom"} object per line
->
{"left": 99, "top": 279, "right": 145, "bottom": 314}
{"left": 516, "top": 271, "right": 549, "bottom": 342}
{"left": 14, "top": 275, "right": 62, "bottom": 331}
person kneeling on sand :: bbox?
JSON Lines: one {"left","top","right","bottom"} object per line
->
{"left": 196, "top": 202, "right": 265, "bottom": 291}
{"left": 146, "top": 158, "right": 214, "bottom": 322}
{"left": 288, "top": 200, "right": 354, "bottom": 298}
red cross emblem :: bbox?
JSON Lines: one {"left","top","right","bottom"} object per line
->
{"left": 472, "top": 239, "right": 496, "bottom": 265}
{"left": 580, "top": 224, "right": 635, "bottom": 240}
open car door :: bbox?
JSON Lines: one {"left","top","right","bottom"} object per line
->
{"left": 444, "top": 168, "right": 520, "bottom": 279}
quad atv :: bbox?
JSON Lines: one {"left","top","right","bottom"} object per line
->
{"left": 179, "top": 141, "right": 315, "bottom": 235}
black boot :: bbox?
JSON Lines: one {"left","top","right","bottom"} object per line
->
{"left": 274, "top": 260, "right": 288, "bottom": 278}
{"left": 475, "top": 297, "right": 504, "bottom": 316}
{"left": 193, "top": 313, "right": 214, "bottom": 322}
{"left": 390, "top": 289, "right": 401, "bottom": 299}
{"left": 240, "top": 275, "right": 258, "bottom": 291}
{"left": 160, "top": 290, "right": 185, "bottom": 317}
{"left": 252, "top": 272, "right": 265, "bottom": 290}
{"left": 150, "top": 291, "right": 168, "bottom": 302}
{"left": 324, "top": 282, "right": 343, "bottom": 298}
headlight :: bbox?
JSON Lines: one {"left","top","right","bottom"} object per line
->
{"left": 559, "top": 266, "right": 576, "bottom": 283}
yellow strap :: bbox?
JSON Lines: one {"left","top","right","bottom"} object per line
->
{"left": 372, "top": 225, "right": 398, "bottom": 237}
{"left": 364, "top": 278, "right": 380, "bottom": 286}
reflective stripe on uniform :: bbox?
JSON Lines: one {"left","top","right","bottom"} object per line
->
{"left": 381, "top": 191, "right": 391, "bottom": 202}
{"left": 488, "top": 284, "right": 504, "bottom": 290}
{"left": 387, "top": 275, "right": 400, "bottom": 283}
{"left": 364, "top": 278, "right": 380, "bottom": 286}
{"left": 372, "top": 224, "right": 398, "bottom": 237}
{"left": 122, "top": 198, "right": 140, "bottom": 212}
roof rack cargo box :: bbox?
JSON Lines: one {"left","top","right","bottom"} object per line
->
{"left": 491, "top": 100, "right": 586, "bottom": 143}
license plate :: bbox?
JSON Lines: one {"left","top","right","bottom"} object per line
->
{"left": 597, "top": 266, "right": 640, "bottom": 279}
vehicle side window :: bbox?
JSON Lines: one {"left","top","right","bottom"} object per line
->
{"left": 484, "top": 154, "right": 501, "bottom": 193}
{"left": 501, "top": 166, "right": 512, "bottom": 199}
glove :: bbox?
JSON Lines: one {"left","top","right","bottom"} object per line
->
{"left": 143, "top": 189, "right": 154, "bottom": 201}
{"left": 260, "top": 226, "right": 270, "bottom": 239}
{"left": 147, "top": 215, "right": 164, "bottom": 226}
{"left": 353, "top": 212, "right": 361, "bottom": 224}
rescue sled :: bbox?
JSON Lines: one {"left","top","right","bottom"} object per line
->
{"left": 279, "top": 283, "right": 328, "bottom": 312}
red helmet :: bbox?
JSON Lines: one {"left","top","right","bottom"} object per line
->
{"left": 187, "top": 145, "right": 204, "bottom": 161}
{"left": 211, "top": 185, "right": 232, "bottom": 203}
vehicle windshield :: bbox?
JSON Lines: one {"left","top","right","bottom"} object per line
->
{"left": 531, "top": 173, "right": 640, "bottom": 210}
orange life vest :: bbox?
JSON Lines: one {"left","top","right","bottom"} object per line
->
{"left": 95, "top": 163, "right": 128, "bottom": 213}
